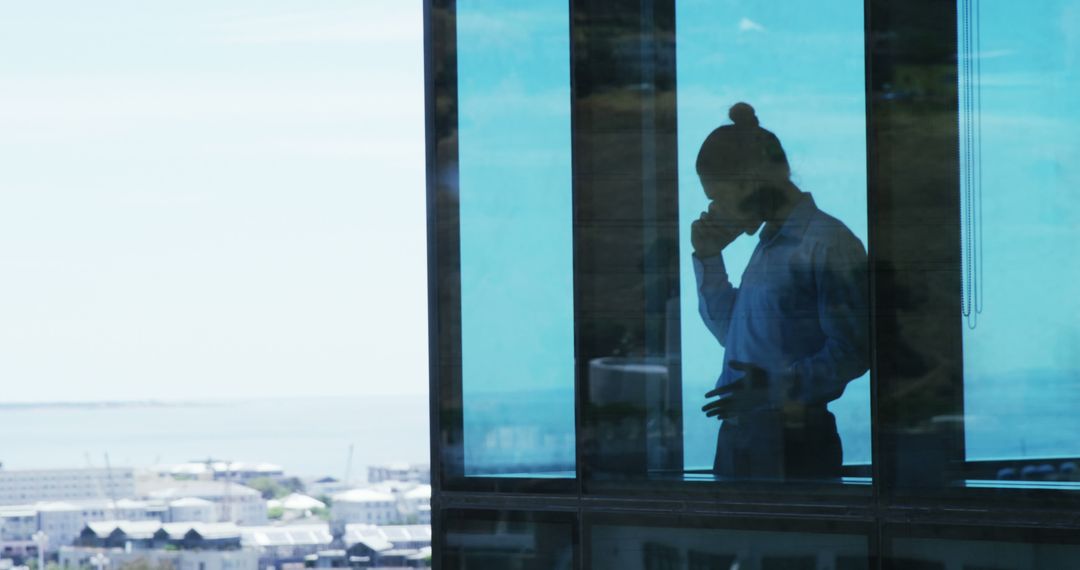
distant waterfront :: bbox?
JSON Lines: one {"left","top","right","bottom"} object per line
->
{"left": 0, "top": 395, "right": 429, "bottom": 480}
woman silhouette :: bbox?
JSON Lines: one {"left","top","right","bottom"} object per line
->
{"left": 691, "top": 102, "right": 869, "bottom": 481}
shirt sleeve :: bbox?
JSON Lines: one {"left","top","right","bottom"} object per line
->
{"left": 788, "top": 235, "right": 871, "bottom": 405}
{"left": 693, "top": 252, "right": 738, "bottom": 346}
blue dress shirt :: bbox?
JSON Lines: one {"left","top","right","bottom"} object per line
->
{"left": 694, "top": 193, "right": 869, "bottom": 410}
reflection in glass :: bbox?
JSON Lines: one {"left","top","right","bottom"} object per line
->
{"left": 677, "top": 1, "right": 871, "bottom": 481}
{"left": 443, "top": 511, "right": 573, "bottom": 570}
{"left": 591, "top": 522, "right": 868, "bottom": 570}
{"left": 958, "top": 0, "right": 1080, "bottom": 485}
{"left": 892, "top": 537, "right": 1080, "bottom": 570}
{"left": 455, "top": 0, "right": 574, "bottom": 476}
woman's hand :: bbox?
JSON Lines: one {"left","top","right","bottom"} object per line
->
{"left": 691, "top": 202, "right": 741, "bottom": 257}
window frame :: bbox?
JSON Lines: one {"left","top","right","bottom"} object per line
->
{"left": 425, "top": 0, "right": 1080, "bottom": 565}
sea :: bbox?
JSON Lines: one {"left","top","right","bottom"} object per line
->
{"left": 2, "top": 372, "right": 1077, "bottom": 482}
{"left": 0, "top": 395, "right": 430, "bottom": 480}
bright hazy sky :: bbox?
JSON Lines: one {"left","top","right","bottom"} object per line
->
{"left": 0, "top": 2, "right": 428, "bottom": 402}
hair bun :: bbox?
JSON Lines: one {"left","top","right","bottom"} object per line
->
{"left": 728, "top": 102, "right": 759, "bottom": 128}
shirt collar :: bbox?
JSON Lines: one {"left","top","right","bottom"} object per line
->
{"left": 760, "top": 192, "right": 816, "bottom": 244}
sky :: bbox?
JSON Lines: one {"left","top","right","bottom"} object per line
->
{"left": 960, "top": 0, "right": 1080, "bottom": 459}
{"left": 0, "top": 2, "right": 428, "bottom": 402}
{"left": 456, "top": 0, "right": 575, "bottom": 472}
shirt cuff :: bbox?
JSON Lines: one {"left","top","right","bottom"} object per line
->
{"left": 692, "top": 252, "right": 728, "bottom": 282}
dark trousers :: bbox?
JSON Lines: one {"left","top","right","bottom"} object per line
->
{"left": 713, "top": 407, "right": 842, "bottom": 481}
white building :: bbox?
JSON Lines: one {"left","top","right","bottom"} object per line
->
{"left": 366, "top": 464, "right": 430, "bottom": 485}
{"left": 0, "top": 506, "right": 37, "bottom": 559}
{"left": 168, "top": 498, "right": 218, "bottom": 523}
{"left": 110, "top": 499, "right": 167, "bottom": 522}
{"left": 240, "top": 523, "right": 333, "bottom": 567}
{"left": 141, "top": 481, "right": 267, "bottom": 525}
{"left": 267, "top": 494, "right": 325, "bottom": 522}
{"left": 0, "top": 468, "right": 135, "bottom": 507}
{"left": 330, "top": 489, "right": 398, "bottom": 527}
{"left": 330, "top": 483, "right": 432, "bottom": 528}
{"left": 151, "top": 462, "right": 285, "bottom": 483}
{"left": 397, "top": 486, "right": 432, "bottom": 525}
{"left": 36, "top": 502, "right": 91, "bottom": 552}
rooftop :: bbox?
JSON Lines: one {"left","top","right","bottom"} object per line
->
{"left": 332, "top": 489, "right": 395, "bottom": 504}
{"left": 240, "top": 524, "right": 332, "bottom": 548}
{"left": 279, "top": 493, "right": 325, "bottom": 511}
{"left": 143, "top": 480, "right": 261, "bottom": 500}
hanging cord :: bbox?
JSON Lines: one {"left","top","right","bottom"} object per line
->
{"left": 960, "top": 0, "right": 984, "bottom": 329}
{"left": 975, "top": 0, "right": 984, "bottom": 318}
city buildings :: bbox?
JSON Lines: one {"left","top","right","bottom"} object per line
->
{"left": 330, "top": 490, "right": 398, "bottom": 528}
{"left": 239, "top": 523, "right": 430, "bottom": 569}
{"left": 1, "top": 496, "right": 229, "bottom": 556}
{"left": 0, "top": 481, "right": 264, "bottom": 559}
{"left": 61, "top": 521, "right": 258, "bottom": 570}
{"left": 0, "top": 461, "right": 432, "bottom": 567}
{"left": 424, "top": 0, "right": 1080, "bottom": 567}
{"left": 150, "top": 462, "right": 286, "bottom": 483}
{"left": 331, "top": 484, "right": 432, "bottom": 527}
{"left": 139, "top": 480, "right": 268, "bottom": 526}
{"left": 59, "top": 517, "right": 432, "bottom": 569}
{"left": 0, "top": 469, "right": 135, "bottom": 507}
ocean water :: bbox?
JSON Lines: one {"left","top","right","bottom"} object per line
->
{"left": 3, "top": 376, "right": 1075, "bottom": 484}
{"left": 0, "top": 395, "right": 430, "bottom": 480}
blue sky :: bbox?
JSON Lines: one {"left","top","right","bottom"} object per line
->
{"left": 0, "top": 2, "right": 428, "bottom": 402}
{"left": 457, "top": 2, "right": 573, "bottom": 397}
{"left": 961, "top": 0, "right": 1080, "bottom": 459}
{"left": 456, "top": 1, "right": 575, "bottom": 472}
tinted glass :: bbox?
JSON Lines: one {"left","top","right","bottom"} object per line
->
{"left": 442, "top": 510, "right": 574, "bottom": 570}
{"left": 455, "top": 0, "right": 575, "bottom": 477}
{"left": 957, "top": 0, "right": 1080, "bottom": 487}
{"left": 676, "top": 0, "right": 870, "bottom": 483}
{"left": 591, "top": 520, "right": 868, "bottom": 569}
{"left": 891, "top": 536, "right": 1080, "bottom": 569}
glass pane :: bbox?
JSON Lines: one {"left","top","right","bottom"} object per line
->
{"left": 591, "top": 519, "right": 868, "bottom": 569}
{"left": 677, "top": 0, "right": 871, "bottom": 483}
{"left": 891, "top": 536, "right": 1080, "bottom": 569}
{"left": 958, "top": 0, "right": 1080, "bottom": 488}
{"left": 454, "top": 0, "right": 575, "bottom": 477}
{"left": 442, "top": 510, "right": 574, "bottom": 570}
{"left": 571, "top": 0, "right": 683, "bottom": 486}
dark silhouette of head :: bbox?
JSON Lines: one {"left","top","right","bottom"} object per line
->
{"left": 695, "top": 103, "right": 795, "bottom": 234}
